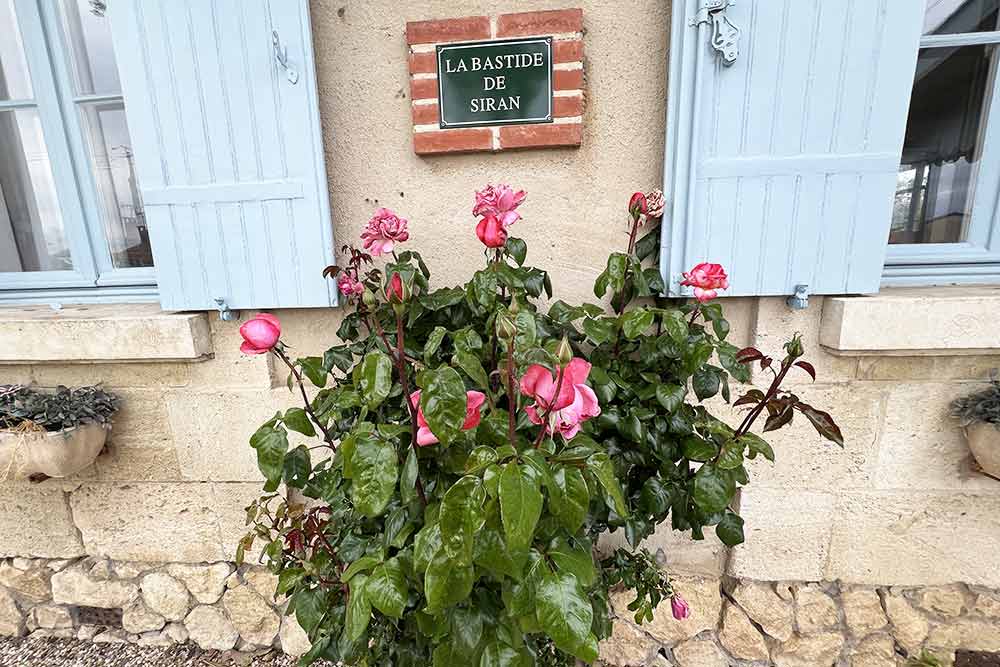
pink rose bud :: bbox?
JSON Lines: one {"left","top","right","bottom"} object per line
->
{"left": 645, "top": 189, "right": 665, "bottom": 219}
{"left": 671, "top": 594, "right": 690, "bottom": 620}
{"left": 239, "top": 313, "right": 281, "bottom": 355}
{"left": 680, "top": 262, "right": 729, "bottom": 303}
{"left": 385, "top": 273, "right": 406, "bottom": 303}
{"left": 476, "top": 214, "right": 508, "bottom": 248}
{"left": 361, "top": 208, "right": 410, "bottom": 257}
{"left": 629, "top": 192, "right": 648, "bottom": 219}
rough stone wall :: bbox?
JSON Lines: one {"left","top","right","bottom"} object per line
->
{"left": 0, "top": 556, "right": 311, "bottom": 657}
{"left": 597, "top": 575, "right": 1000, "bottom": 667}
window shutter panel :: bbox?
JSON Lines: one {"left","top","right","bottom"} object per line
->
{"left": 662, "top": 0, "right": 922, "bottom": 297}
{"left": 107, "top": 0, "right": 336, "bottom": 310}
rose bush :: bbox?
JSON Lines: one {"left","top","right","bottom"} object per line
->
{"left": 241, "top": 186, "right": 840, "bottom": 666}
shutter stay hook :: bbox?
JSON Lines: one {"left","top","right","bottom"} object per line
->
{"left": 689, "top": 0, "right": 741, "bottom": 66}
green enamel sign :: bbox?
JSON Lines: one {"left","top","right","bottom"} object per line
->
{"left": 436, "top": 37, "right": 554, "bottom": 129}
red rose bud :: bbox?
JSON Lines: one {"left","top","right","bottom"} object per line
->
{"left": 385, "top": 273, "right": 407, "bottom": 303}
{"left": 476, "top": 214, "right": 508, "bottom": 248}
{"left": 628, "top": 192, "right": 648, "bottom": 219}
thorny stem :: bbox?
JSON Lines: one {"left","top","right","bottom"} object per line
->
{"left": 734, "top": 358, "right": 793, "bottom": 439}
{"left": 506, "top": 339, "right": 517, "bottom": 448}
{"left": 395, "top": 311, "right": 428, "bottom": 506}
{"left": 272, "top": 347, "right": 337, "bottom": 450}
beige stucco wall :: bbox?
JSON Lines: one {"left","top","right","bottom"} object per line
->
{"left": 2, "top": 0, "right": 1000, "bottom": 611}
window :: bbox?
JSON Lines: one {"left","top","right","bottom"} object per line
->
{"left": 886, "top": 0, "right": 1000, "bottom": 284}
{"left": 0, "top": 0, "right": 154, "bottom": 301}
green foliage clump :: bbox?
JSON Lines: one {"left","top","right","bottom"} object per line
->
{"left": 951, "top": 381, "right": 1000, "bottom": 427}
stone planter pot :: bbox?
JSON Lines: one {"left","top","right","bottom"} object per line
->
{"left": 966, "top": 422, "right": 1000, "bottom": 479}
{"left": 0, "top": 423, "right": 109, "bottom": 480}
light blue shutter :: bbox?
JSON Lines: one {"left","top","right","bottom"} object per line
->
{"left": 107, "top": 0, "right": 336, "bottom": 310}
{"left": 662, "top": 0, "right": 923, "bottom": 297}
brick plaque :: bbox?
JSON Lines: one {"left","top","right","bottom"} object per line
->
{"left": 406, "top": 9, "right": 585, "bottom": 155}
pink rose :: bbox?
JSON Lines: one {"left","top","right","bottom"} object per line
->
{"left": 385, "top": 273, "right": 405, "bottom": 303}
{"left": 520, "top": 358, "right": 601, "bottom": 439}
{"left": 337, "top": 273, "right": 364, "bottom": 297}
{"left": 361, "top": 208, "right": 409, "bottom": 257}
{"left": 645, "top": 189, "right": 665, "bottom": 219}
{"left": 409, "top": 390, "right": 487, "bottom": 446}
{"left": 476, "top": 215, "right": 508, "bottom": 248}
{"left": 473, "top": 184, "right": 526, "bottom": 227}
{"left": 671, "top": 594, "right": 690, "bottom": 620}
{"left": 239, "top": 313, "right": 281, "bottom": 355}
{"left": 680, "top": 262, "right": 729, "bottom": 303}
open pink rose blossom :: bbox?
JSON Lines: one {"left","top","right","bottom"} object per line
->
{"left": 680, "top": 262, "right": 729, "bottom": 303}
{"left": 409, "top": 390, "right": 487, "bottom": 446}
{"left": 361, "top": 208, "right": 409, "bottom": 257}
{"left": 520, "top": 358, "right": 601, "bottom": 439}
{"left": 337, "top": 273, "right": 364, "bottom": 297}
{"left": 239, "top": 313, "right": 281, "bottom": 355}
{"left": 473, "top": 184, "right": 526, "bottom": 227}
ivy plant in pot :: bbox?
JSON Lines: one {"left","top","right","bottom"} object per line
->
{"left": 239, "top": 186, "right": 842, "bottom": 666}
{"left": 0, "top": 384, "right": 120, "bottom": 481}
{"left": 951, "top": 380, "right": 1000, "bottom": 479}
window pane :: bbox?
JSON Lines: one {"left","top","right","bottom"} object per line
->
{"left": 79, "top": 101, "right": 151, "bottom": 269}
{"left": 58, "top": 0, "right": 121, "bottom": 96}
{"left": 0, "top": 0, "right": 34, "bottom": 100}
{"left": 924, "top": 0, "right": 1000, "bottom": 35}
{"left": 0, "top": 109, "right": 72, "bottom": 272}
{"left": 890, "top": 45, "right": 995, "bottom": 244}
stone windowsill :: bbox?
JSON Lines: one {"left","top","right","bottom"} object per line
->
{"left": 0, "top": 304, "right": 212, "bottom": 363}
{"left": 820, "top": 286, "right": 1000, "bottom": 356}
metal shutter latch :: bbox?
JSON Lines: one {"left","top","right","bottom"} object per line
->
{"left": 689, "top": 0, "right": 741, "bottom": 66}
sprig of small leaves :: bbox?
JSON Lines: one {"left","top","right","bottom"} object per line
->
{"left": 601, "top": 548, "right": 674, "bottom": 624}
{"left": 951, "top": 380, "right": 1000, "bottom": 427}
{"left": 0, "top": 385, "right": 120, "bottom": 432}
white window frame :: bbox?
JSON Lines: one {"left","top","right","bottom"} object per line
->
{"left": 884, "top": 28, "right": 1000, "bottom": 287}
{"left": 0, "top": 0, "right": 156, "bottom": 304}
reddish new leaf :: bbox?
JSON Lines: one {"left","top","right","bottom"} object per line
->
{"left": 322, "top": 264, "right": 341, "bottom": 279}
{"left": 763, "top": 403, "right": 795, "bottom": 432}
{"left": 733, "top": 389, "right": 766, "bottom": 407}
{"left": 735, "top": 347, "right": 764, "bottom": 364}
{"left": 796, "top": 403, "right": 844, "bottom": 447}
{"left": 760, "top": 357, "right": 772, "bottom": 370}
{"left": 794, "top": 361, "right": 816, "bottom": 381}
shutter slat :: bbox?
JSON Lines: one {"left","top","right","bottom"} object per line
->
{"left": 663, "top": 0, "right": 922, "bottom": 297}
{"left": 109, "top": 0, "right": 335, "bottom": 311}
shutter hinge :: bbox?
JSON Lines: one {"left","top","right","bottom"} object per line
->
{"left": 689, "top": 0, "right": 741, "bottom": 66}
{"left": 214, "top": 298, "right": 239, "bottom": 322}
{"left": 786, "top": 284, "right": 810, "bottom": 310}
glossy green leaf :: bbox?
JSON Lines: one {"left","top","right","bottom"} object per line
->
{"left": 350, "top": 434, "right": 398, "bottom": 517}
{"left": 358, "top": 351, "right": 393, "bottom": 410}
{"left": 655, "top": 383, "right": 686, "bottom": 413}
{"left": 691, "top": 465, "right": 735, "bottom": 514}
{"left": 548, "top": 536, "right": 595, "bottom": 586}
{"left": 716, "top": 438, "right": 745, "bottom": 470}
{"left": 692, "top": 367, "right": 721, "bottom": 401}
{"left": 425, "top": 548, "right": 474, "bottom": 612}
{"left": 739, "top": 432, "right": 775, "bottom": 462}
{"left": 582, "top": 317, "right": 615, "bottom": 346}
{"left": 549, "top": 466, "right": 589, "bottom": 533}
{"left": 499, "top": 463, "right": 543, "bottom": 555}
{"left": 424, "top": 326, "right": 448, "bottom": 364}
{"left": 400, "top": 448, "right": 419, "bottom": 505}
{"left": 299, "top": 356, "right": 327, "bottom": 388}
{"left": 283, "top": 407, "right": 316, "bottom": 437}
{"left": 716, "top": 511, "right": 745, "bottom": 546}
{"left": 365, "top": 558, "right": 407, "bottom": 618}
{"left": 282, "top": 444, "right": 311, "bottom": 489}
{"left": 293, "top": 586, "right": 326, "bottom": 635}
{"left": 480, "top": 641, "right": 532, "bottom": 667}
{"left": 506, "top": 237, "right": 527, "bottom": 266}
{"left": 419, "top": 366, "right": 467, "bottom": 445}
{"left": 345, "top": 573, "right": 371, "bottom": 641}
{"left": 454, "top": 350, "right": 490, "bottom": 390}
{"left": 662, "top": 310, "right": 689, "bottom": 343}
{"left": 535, "top": 571, "right": 598, "bottom": 662}
{"left": 465, "top": 446, "right": 499, "bottom": 475}
{"left": 586, "top": 452, "right": 628, "bottom": 518}
{"left": 413, "top": 521, "right": 442, "bottom": 575}
{"left": 250, "top": 424, "right": 288, "bottom": 493}
{"left": 621, "top": 308, "right": 654, "bottom": 340}
{"left": 439, "top": 476, "right": 485, "bottom": 563}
